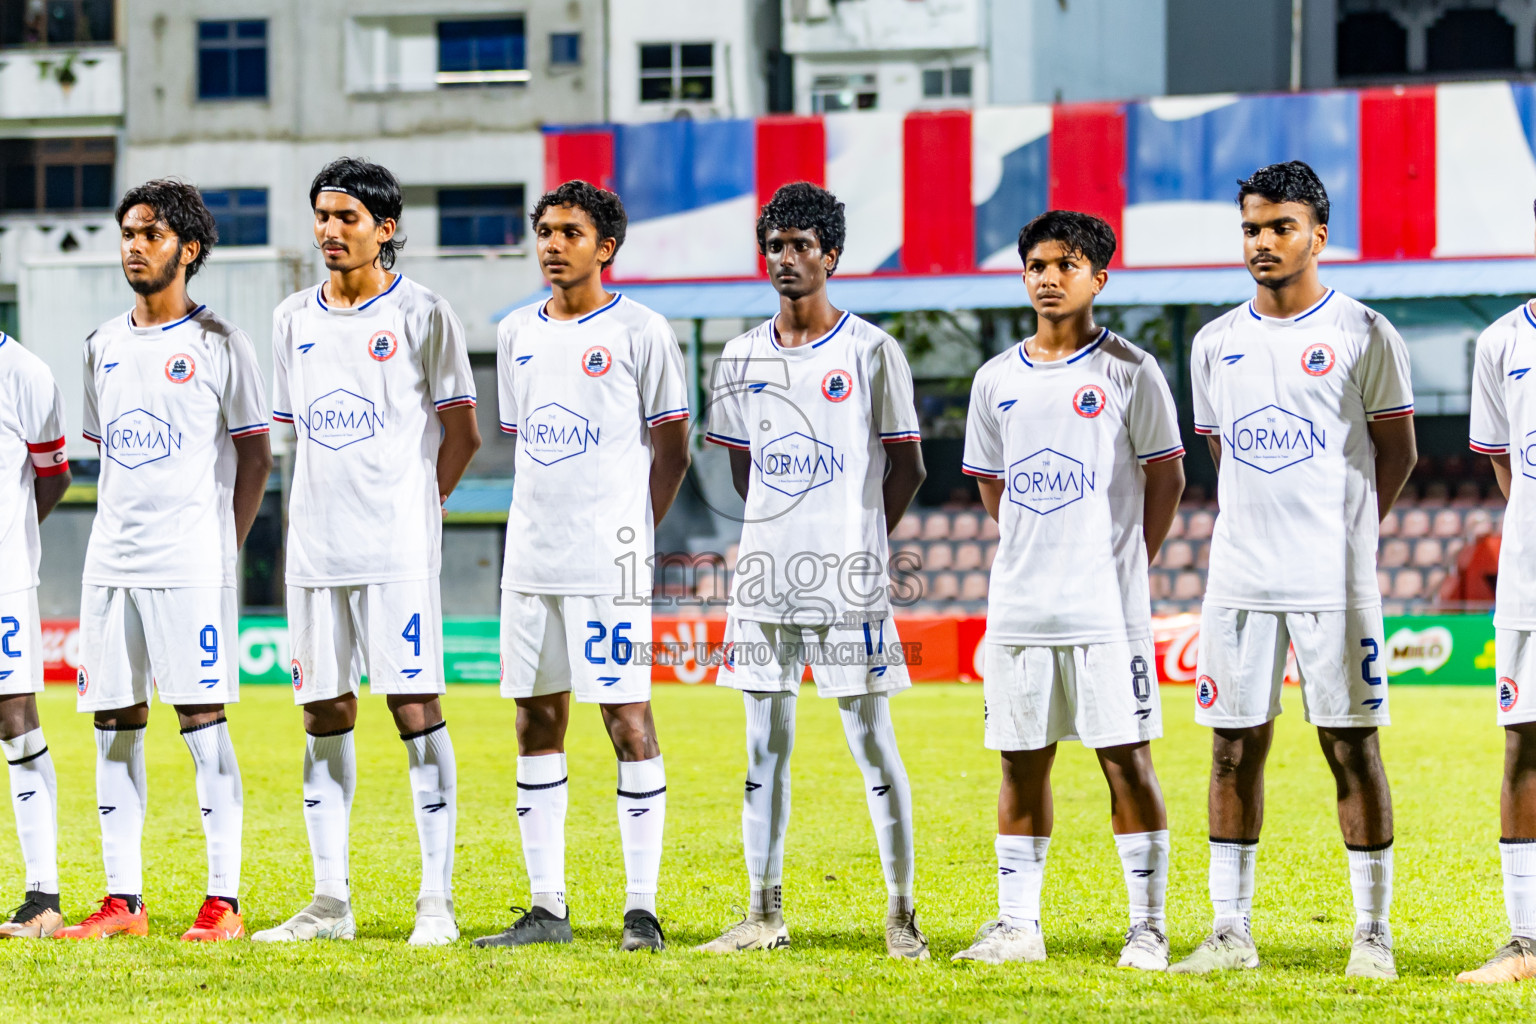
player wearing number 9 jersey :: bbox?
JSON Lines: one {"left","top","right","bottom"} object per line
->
{"left": 955, "top": 212, "right": 1185, "bottom": 971}
{"left": 1171, "top": 163, "right": 1417, "bottom": 980}
{"left": 61, "top": 181, "right": 273, "bottom": 943}
{"left": 253, "top": 160, "right": 481, "bottom": 948}
{"left": 474, "top": 182, "right": 690, "bottom": 955}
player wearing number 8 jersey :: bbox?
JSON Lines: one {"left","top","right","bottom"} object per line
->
{"left": 955, "top": 212, "right": 1185, "bottom": 970}
{"left": 475, "top": 181, "right": 690, "bottom": 954}
{"left": 62, "top": 181, "right": 273, "bottom": 942}
{"left": 1171, "top": 163, "right": 1417, "bottom": 979}
{"left": 254, "top": 160, "right": 481, "bottom": 947}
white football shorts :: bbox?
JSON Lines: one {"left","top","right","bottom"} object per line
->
{"left": 287, "top": 580, "right": 445, "bottom": 705}
{"left": 0, "top": 588, "right": 44, "bottom": 696}
{"left": 500, "top": 591, "right": 651, "bottom": 704}
{"left": 715, "top": 616, "right": 912, "bottom": 698}
{"left": 1194, "top": 605, "right": 1389, "bottom": 729}
{"left": 76, "top": 585, "right": 239, "bottom": 711}
{"left": 1493, "top": 628, "right": 1536, "bottom": 727}
{"left": 981, "top": 637, "right": 1161, "bottom": 751}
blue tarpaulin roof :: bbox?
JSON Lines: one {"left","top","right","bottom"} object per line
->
{"left": 494, "top": 258, "right": 1536, "bottom": 322}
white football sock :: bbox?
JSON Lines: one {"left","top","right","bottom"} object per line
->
{"left": 181, "top": 718, "right": 243, "bottom": 900}
{"left": 303, "top": 728, "right": 355, "bottom": 903}
{"left": 517, "top": 753, "right": 568, "bottom": 917}
{"left": 1502, "top": 838, "right": 1536, "bottom": 940}
{"left": 1346, "top": 841, "right": 1393, "bottom": 937}
{"left": 1210, "top": 839, "right": 1257, "bottom": 937}
{"left": 743, "top": 691, "right": 795, "bottom": 918}
{"left": 402, "top": 722, "right": 456, "bottom": 900}
{"left": 3, "top": 728, "right": 57, "bottom": 894}
{"left": 1113, "top": 829, "right": 1169, "bottom": 928}
{"left": 95, "top": 723, "right": 147, "bottom": 897}
{"left": 837, "top": 694, "right": 915, "bottom": 911}
{"left": 997, "top": 833, "right": 1049, "bottom": 931}
{"left": 617, "top": 755, "right": 665, "bottom": 915}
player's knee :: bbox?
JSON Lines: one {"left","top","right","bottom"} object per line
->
{"left": 1508, "top": 723, "right": 1536, "bottom": 773}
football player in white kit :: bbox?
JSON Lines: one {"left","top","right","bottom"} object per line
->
{"left": 253, "top": 159, "right": 481, "bottom": 946}
{"left": 1169, "top": 163, "right": 1417, "bottom": 979}
{"left": 59, "top": 181, "right": 273, "bottom": 942}
{"left": 1457, "top": 208, "right": 1536, "bottom": 984}
{"left": 953, "top": 212, "right": 1185, "bottom": 970}
{"left": 0, "top": 322, "right": 70, "bottom": 939}
{"left": 474, "top": 181, "right": 691, "bottom": 953}
{"left": 696, "top": 183, "right": 929, "bottom": 960}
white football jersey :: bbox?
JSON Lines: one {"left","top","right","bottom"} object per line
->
{"left": 0, "top": 333, "right": 68, "bottom": 597}
{"left": 706, "top": 312, "right": 921, "bottom": 626}
{"left": 1469, "top": 302, "right": 1536, "bottom": 629}
{"left": 82, "top": 306, "right": 269, "bottom": 588}
{"left": 1192, "top": 290, "right": 1413, "bottom": 611}
{"left": 963, "top": 329, "right": 1183, "bottom": 645}
{"left": 496, "top": 294, "right": 689, "bottom": 596}
{"left": 273, "top": 276, "right": 476, "bottom": 586}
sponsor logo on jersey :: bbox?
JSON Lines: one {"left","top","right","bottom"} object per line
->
{"left": 1300, "top": 343, "right": 1335, "bottom": 376}
{"left": 76, "top": 667, "right": 89, "bottom": 696}
{"left": 759, "top": 431, "right": 842, "bottom": 497}
{"left": 1227, "top": 405, "right": 1322, "bottom": 474}
{"left": 581, "top": 346, "right": 612, "bottom": 377}
{"left": 291, "top": 660, "right": 303, "bottom": 691}
{"left": 1385, "top": 625, "right": 1453, "bottom": 677}
{"left": 821, "top": 369, "right": 853, "bottom": 402}
{"left": 1196, "top": 675, "right": 1218, "bottom": 708}
{"left": 1006, "top": 448, "right": 1093, "bottom": 515}
{"left": 1222, "top": 354, "right": 1245, "bottom": 364}
{"left": 1500, "top": 677, "right": 1519, "bottom": 711}
{"left": 303, "top": 389, "right": 384, "bottom": 450}
{"left": 522, "top": 402, "right": 599, "bottom": 465}
{"left": 164, "top": 353, "right": 195, "bottom": 382}
{"left": 1072, "top": 384, "right": 1106, "bottom": 418}
{"left": 1510, "top": 367, "right": 1530, "bottom": 380}
{"left": 104, "top": 409, "right": 182, "bottom": 469}
{"left": 367, "top": 330, "right": 399, "bottom": 361}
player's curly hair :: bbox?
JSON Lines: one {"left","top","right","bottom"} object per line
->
{"left": 532, "top": 180, "right": 628, "bottom": 270}
{"left": 1237, "top": 160, "right": 1330, "bottom": 225}
{"left": 1016, "top": 210, "right": 1117, "bottom": 272}
{"left": 308, "top": 157, "right": 406, "bottom": 269}
{"left": 756, "top": 182, "right": 846, "bottom": 274}
{"left": 115, "top": 179, "right": 218, "bottom": 281}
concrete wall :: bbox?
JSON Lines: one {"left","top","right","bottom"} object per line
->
{"left": 608, "top": 0, "right": 774, "bottom": 121}
{"left": 1166, "top": 0, "right": 1292, "bottom": 95}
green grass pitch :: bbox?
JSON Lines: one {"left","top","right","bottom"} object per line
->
{"left": 0, "top": 683, "right": 1531, "bottom": 1022}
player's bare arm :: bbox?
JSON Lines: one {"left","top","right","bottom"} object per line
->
{"left": 1368, "top": 416, "right": 1417, "bottom": 521}
{"left": 1206, "top": 435, "right": 1222, "bottom": 471}
{"left": 33, "top": 466, "right": 71, "bottom": 523}
{"left": 1142, "top": 457, "right": 1185, "bottom": 563}
{"left": 232, "top": 434, "right": 273, "bottom": 548}
{"left": 1491, "top": 452, "right": 1513, "bottom": 498}
{"left": 727, "top": 447, "right": 751, "bottom": 501}
{"left": 435, "top": 406, "right": 482, "bottom": 505}
{"left": 976, "top": 477, "right": 1003, "bottom": 522}
{"left": 881, "top": 441, "right": 925, "bottom": 537}
{"left": 649, "top": 419, "right": 690, "bottom": 526}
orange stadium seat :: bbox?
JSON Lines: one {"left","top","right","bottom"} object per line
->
{"left": 1158, "top": 540, "right": 1193, "bottom": 570}
{"left": 921, "top": 512, "right": 951, "bottom": 541}
{"left": 925, "top": 542, "right": 954, "bottom": 572}
{"left": 982, "top": 543, "right": 998, "bottom": 569}
{"left": 1391, "top": 569, "right": 1424, "bottom": 601}
{"left": 1172, "top": 571, "right": 1204, "bottom": 601}
{"left": 1165, "top": 512, "right": 1186, "bottom": 539}
{"left": 1400, "top": 509, "right": 1430, "bottom": 538}
{"left": 951, "top": 512, "right": 980, "bottom": 541}
{"left": 960, "top": 573, "right": 989, "bottom": 602}
{"left": 1149, "top": 570, "right": 1172, "bottom": 601}
{"left": 1412, "top": 538, "right": 1443, "bottom": 568}
{"left": 1431, "top": 509, "right": 1462, "bottom": 538}
{"left": 1186, "top": 511, "right": 1215, "bottom": 540}
{"left": 1378, "top": 570, "right": 1392, "bottom": 597}
{"left": 890, "top": 514, "right": 921, "bottom": 541}
{"left": 954, "top": 542, "right": 983, "bottom": 572}
{"left": 1379, "top": 539, "right": 1409, "bottom": 568}
{"left": 929, "top": 572, "right": 960, "bottom": 601}
{"left": 979, "top": 515, "right": 1000, "bottom": 541}
{"left": 1379, "top": 510, "right": 1399, "bottom": 537}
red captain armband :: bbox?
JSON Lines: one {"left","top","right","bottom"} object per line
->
{"left": 27, "top": 438, "right": 68, "bottom": 477}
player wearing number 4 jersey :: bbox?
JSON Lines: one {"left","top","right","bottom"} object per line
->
{"left": 1171, "top": 163, "right": 1417, "bottom": 979}
{"left": 957, "top": 211, "right": 1184, "bottom": 971}
{"left": 698, "top": 183, "right": 929, "bottom": 960}
{"left": 0, "top": 327, "right": 70, "bottom": 939}
{"left": 61, "top": 181, "right": 272, "bottom": 942}
{"left": 254, "top": 160, "right": 481, "bottom": 947}
{"left": 475, "top": 181, "right": 690, "bottom": 954}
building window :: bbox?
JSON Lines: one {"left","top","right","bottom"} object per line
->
{"left": 202, "top": 188, "right": 269, "bottom": 247}
{"left": 550, "top": 32, "right": 581, "bottom": 67}
{"left": 922, "top": 66, "right": 972, "bottom": 100}
{"left": 198, "top": 20, "right": 268, "bottom": 100}
{"left": 0, "top": 137, "right": 113, "bottom": 212}
{"left": 438, "top": 18, "right": 528, "bottom": 85}
{"left": 811, "top": 73, "right": 877, "bottom": 113}
{"left": 639, "top": 42, "right": 714, "bottom": 103}
{"left": 1426, "top": 9, "right": 1516, "bottom": 73}
{"left": 1336, "top": 12, "right": 1407, "bottom": 79}
{"left": 0, "top": 0, "right": 114, "bottom": 48}
{"left": 439, "top": 187, "right": 526, "bottom": 248}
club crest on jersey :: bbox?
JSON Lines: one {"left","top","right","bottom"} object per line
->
{"left": 1196, "top": 675, "right": 1218, "bottom": 708}
{"left": 581, "top": 346, "right": 613, "bottom": 377}
{"left": 1500, "top": 677, "right": 1519, "bottom": 711}
{"left": 1072, "top": 384, "right": 1106, "bottom": 418}
{"left": 821, "top": 369, "right": 853, "bottom": 402}
{"left": 164, "top": 353, "right": 195, "bottom": 383}
{"left": 291, "top": 660, "right": 304, "bottom": 691}
{"left": 367, "top": 330, "right": 399, "bottom": 361}
{"left": 1301, "top": 343, "right": 1336, "bottom": 376}
{"left": 722, "top": 641, "right": 735, "bottom": 671}
{"left": 76, "top": 667, "right": 89, "bottom": 696}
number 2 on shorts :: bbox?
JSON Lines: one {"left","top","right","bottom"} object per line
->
{"left": 1359, "top": 637, "right": 1382, "bottom": 686}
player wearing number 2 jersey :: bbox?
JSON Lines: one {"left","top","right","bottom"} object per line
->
{"left": 955, "top": 212, "right": 1184, "bottom": 971}
{"left": 1171, "top": 163, "right": 1417, "bottom": 980}
{"left": 59, "top": 181, "right": 272, "bottom": 943}
{"left": 254, "top": 160, "right": 481, "bottom": 947}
